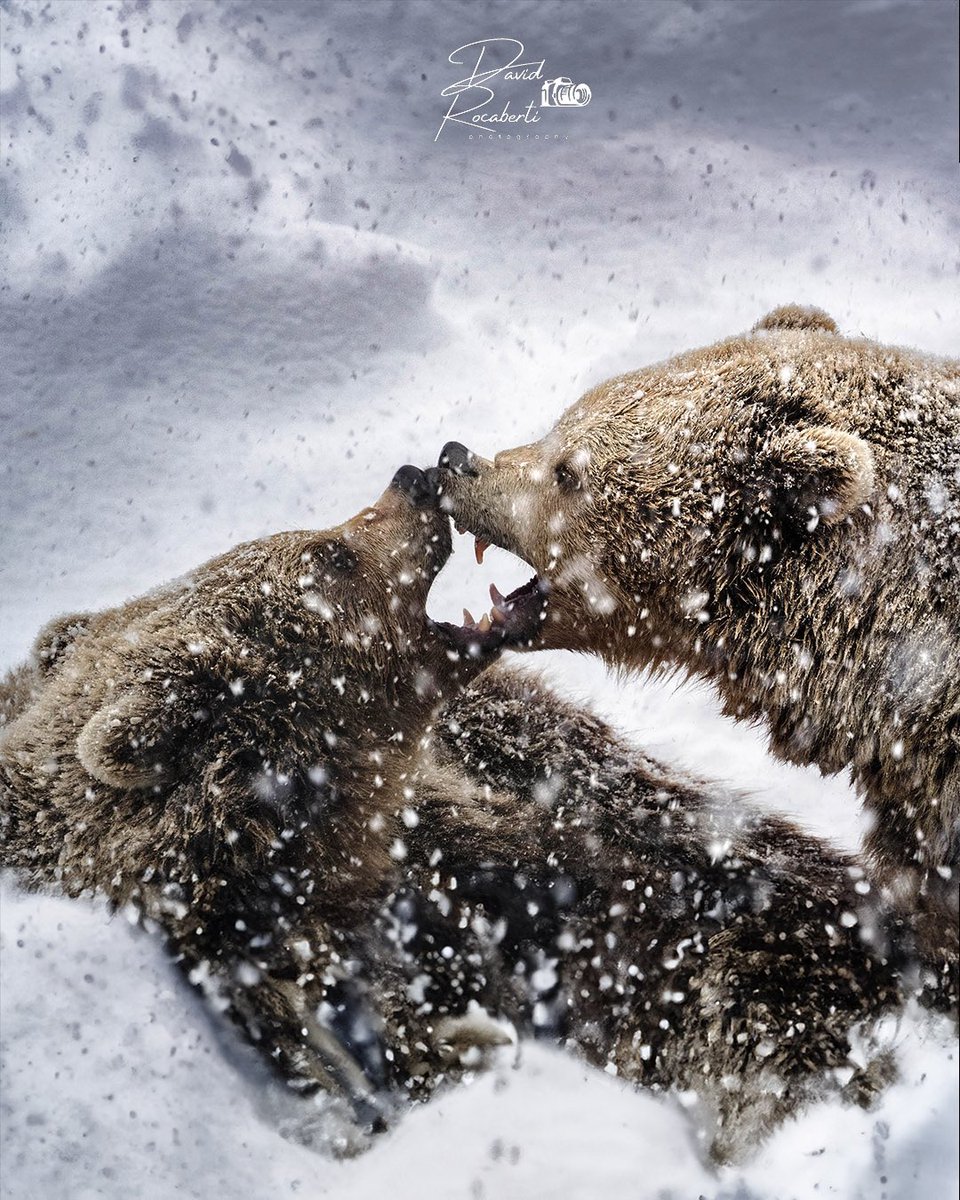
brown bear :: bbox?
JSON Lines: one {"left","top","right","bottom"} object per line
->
{"left": 435, "top": 305, "right": 959, "bottom": 1002}
{"left": 2, "top": 628, "right": 911, "bottom": 1162}
{"left": 0, "top": 460, "right": 918, "bottom": 1161}
{"left": 429, "top": 664, "right": 908, "bottom": 1162}
{"left": 0, "top": 464, "right": 544, "bottom": 1135}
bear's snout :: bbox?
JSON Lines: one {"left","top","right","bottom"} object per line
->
{"left": 438, "top": 441, "right": 479, "bottom": 478}
{"left": 390, "top": 464, "right": 440, "bottom": 509}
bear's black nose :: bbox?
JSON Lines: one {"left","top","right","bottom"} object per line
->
{"left": 439, "top": 441, "right": 479, "bottom": 477}
{"left": 391, "top": 464, "right": 436, "bottom": 508}
{"left": 422, "top": 466, "right": 443, "bottom": 496}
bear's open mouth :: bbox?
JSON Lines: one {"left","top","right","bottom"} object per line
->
{"left": 428, "top": 533, "right": 548, "bottom": 659}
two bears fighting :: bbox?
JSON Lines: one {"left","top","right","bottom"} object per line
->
{"left": 2, "top": 306, "right": 956, "bottom": 1160}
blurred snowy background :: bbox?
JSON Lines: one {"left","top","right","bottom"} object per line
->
{"left": 1, "top": 1, "right": 957, "bottom": 1197}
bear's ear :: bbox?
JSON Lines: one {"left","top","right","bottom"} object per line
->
{"left": 753, "top": 305, "right": 838, "bottom": 334}
{"left": 32, "top": 611, "right": 94, "bottom": 674}
{"left": 762, "top": 424, "right": 875, "bottom": 529}
{"left": 77, "top": 687, "right": 182, "bottom": 790}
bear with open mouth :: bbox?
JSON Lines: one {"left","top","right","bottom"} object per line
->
{"left": 0, "top": 464, "right": 546, "bottom": 1136}
{"left": 435, "top": 304, "right": 959, "bottom": 1010}
{"left": 0, "top": 459, "right": 920, "bottom": 1162}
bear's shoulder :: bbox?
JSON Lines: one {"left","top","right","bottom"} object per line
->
{"left": 752, "top": 305, "right": 838, "bottom": 334}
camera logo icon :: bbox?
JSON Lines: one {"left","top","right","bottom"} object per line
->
{"left": 540, "top": 77, "right": 592, "bottom": 107}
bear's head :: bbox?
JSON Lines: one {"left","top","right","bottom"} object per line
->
{"left": 435, "top": 309, "right": 876, "bottom": 667}
{"left": 3, "top": 468, "right": 552, "bottom": 1124}
{"left": 65, "top": 465, "right": 543, "bottom": 853}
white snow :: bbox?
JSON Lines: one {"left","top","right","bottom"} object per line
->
{"left": 1, "top": 1, "right": 958, "bottom": 1197}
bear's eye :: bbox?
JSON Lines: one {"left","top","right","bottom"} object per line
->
{"left": 322, "top": 541, "right": 359, "bottom": 575}
{"left": 554, "top": 462, "right": 581, "bottom": 492}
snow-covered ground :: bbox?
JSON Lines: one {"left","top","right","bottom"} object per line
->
{"left": 1, "top": 1, "right": 957, "bottom": 1197}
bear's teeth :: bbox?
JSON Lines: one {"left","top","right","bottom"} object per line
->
{"left": 462, "top": 608, "right": 476, "bottom": 627}
{"left": 455, "top": 522, "right": 466, "bottom": 535}
{"left": 477, "top": 614, "right": 492, "bottom": 633}
{"left": 475, "top": 537, "right": 490, "bottom": 565}
{"left": 490, "top": 606, "right": 506, "bottom": 624}
{"left": 489, "top": 583, "right": 507, "bottom": 608}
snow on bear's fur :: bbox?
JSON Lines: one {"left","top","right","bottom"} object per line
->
{"left": 0, "top": 472, "right": 536, "bottom": 1135}
{"left": 438, "top": 305, "right": 959, "bottom": 1005}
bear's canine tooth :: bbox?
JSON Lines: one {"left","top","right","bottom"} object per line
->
{"left": 474, "top": 537, "right": 490, "bottom": 565}
{"left": 462, "top": 608, "right": 476, "bottom": 627}
{"left": 489, "top": 583, "right": 507, "bottom": 607}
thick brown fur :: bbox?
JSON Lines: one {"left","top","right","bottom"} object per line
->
{"left": 3, "top": 637, "right": 907, "bottom": 1161}
{"left": 0, "top": 478, "right": 533, "bottom": 1130}
{"left": 438, "top": 307, "right": 960, "bottom": 998}
{"left": 0, "top": 472, "right": 920, "bottom": 1161}
{"left": 429, "top": 663, "right": 907, "bottom": 1162}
